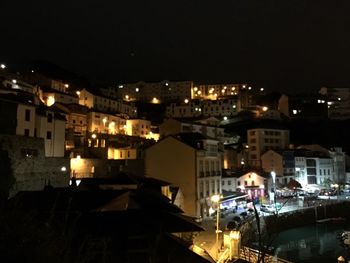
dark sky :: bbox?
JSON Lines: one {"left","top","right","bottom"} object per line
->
{"left": 1, "top": 0, "right": 350, "bottom": 92}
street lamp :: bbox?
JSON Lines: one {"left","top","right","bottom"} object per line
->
{"left": 271, "top": 171, "right": 277, "bottom": 213}
{"left": 211, "top": 194, "right": 221, "bottom": 259}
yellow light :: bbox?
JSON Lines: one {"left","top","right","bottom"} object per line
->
{"left": 125, "top": 95, "right": 129, "bottom": 100}
{"left": 211, "top": 194, "right": 220, "bottom": 203}
{"left": 12, "top": 79, "right": 17, "bottom": 84}
{"left": 194, "top": 87, "right": 198, "bottom": 91}
{"left": 197, "top": 90, "right": 201, "bottom": 95}
{"left": 103, "top": 117, "right": 107, "bottom": 123}
{"left": 152, "top": 97, "right": 160, "bottom": 104}
{"left": 77, "top": 155, "right": 81, "bottom": 160}
{"left": 76, "top": 91, "right": 81, "bottom": 96}
{"left": 221, "top": 89, "right": 225, "bottom": 93}
{"left": 224, "top": 86, "right": 227, "bottom": 89}
{"left": 229, "top": 230, "right": 240, "bottom": 240}
{"left": 231, "top": 87, "right": 235, "bottom": 91}
{"left": 262, "top": 106, "right": 268, "bottom": 111}
{"left": 0, "top": 64, "right": 6, "bottom": 69}
{"left": 47, "top": 96, "right": 55, "bottom": 106}
{"left": 91, "top": 133, "right": 97, "bottom": 139}
{"left": 184, "top": 99, "right": 189, "bottom": 104}
{"left": 64, "top": 84, "right": 69, "bottom": 88}
{"left": 135, "top": 88, "right": 139, "bottom": 92}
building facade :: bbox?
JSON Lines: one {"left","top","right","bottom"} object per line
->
{"left": 145, "top": 133, "right": 222, "bottom": 219}
{"left": 247, "top": 128, "right": 290, "bottom": 167}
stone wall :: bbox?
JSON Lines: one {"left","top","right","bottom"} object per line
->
{"left": 0, "top": 135, "right": 70, "bottom": 197}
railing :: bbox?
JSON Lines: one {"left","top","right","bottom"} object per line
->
{"left": 239, "top": 246, "right": 293, "bottom": 263}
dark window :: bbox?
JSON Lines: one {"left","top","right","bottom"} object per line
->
{"left": 47, "top": 113, "right": 53, "bottom": 123}
{"left": 307, "top": 168, "right": 316, "bottom": 175}
{"left": 307, "top": 176, "right": 317, "bottom": 184}
{"left": 252, "top": 180, "right": 255, "bottom": 186}
{"left": 25, "top": 109, "right": 31, "bottom": 121}
{"left": 34, "top": 128, "right": 37, "bottom": 137}
{"left": 73, "top": 120, "right": 76, "bottom": 124}
{"left": 24, "top": 129, "right": 30, "bottom": 136}
{"left": 244, "top": 181, "right": 248, "bottom": 186}
{"left": 306, "top": 159, "right": 316, "bottom": 166}
{"left": 47, "top": 131, "right": 52, "bottom": 140}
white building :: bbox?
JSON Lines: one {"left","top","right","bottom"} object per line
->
{"left": 294, "top": 149, "right": 333, "bottom": 187}
{"left": 78, "top": 88, "right": 137, "bottom": 117}
{"left": 221, "top": 170, "right": 267, "bottom": 200}
{"left": 116, "top": 80, "right": 193, "bottom": 103}
{"left": 87, "top": 111, "right": 127, "bottom": 135}
{"left": 166, "top": 97, "right": 238, "bottom": 119}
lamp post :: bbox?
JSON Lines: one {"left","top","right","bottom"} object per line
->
{"left": 211, "top": 194, "right": 221, "bottom": 259}
{"left": 271, "top": 171, "right": 277, "bottom": 213}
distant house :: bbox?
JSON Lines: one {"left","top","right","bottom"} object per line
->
{"left": 222, "top": 169, "right": 268, "bottom": 201}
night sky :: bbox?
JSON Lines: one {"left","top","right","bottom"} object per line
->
{"left": 2, "top": 0, "right": 350, "bottom": 92}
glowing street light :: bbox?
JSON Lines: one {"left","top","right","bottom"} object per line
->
{"left": 211, "top": 194, "right": 222, "bottom": 259}
{"left": 0, "top": 64, "right": 6, "bottom": 69}
{"left": 271, "top": 171, "right": 277, "bottom": 212}
{"left": 91, "top": 133, "right": 97, "bottom": 139}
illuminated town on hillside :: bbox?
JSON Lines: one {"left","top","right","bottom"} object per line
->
{"left": 1, "top": 61, "right": 350, "bottom": 263}
{"left": 2, "top": 1, "right": 350, "bottom": 262}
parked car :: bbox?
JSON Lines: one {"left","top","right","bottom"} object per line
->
{"left": 260, "top": 204, "right": 275, "bottom": 213}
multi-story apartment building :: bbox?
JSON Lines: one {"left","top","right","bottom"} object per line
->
{"left": 261, "top": 149, "right": 296, "bottom": 185}
{"left": 278, "top": 93, "right": 328, "bottom": 119}
{"left": 39, "top": 87, "right": 79, "bottom": 106}
{"left": 319, "top": 87, "right": 350, "bottom": 120}
{"left": 114, "top": 80, "right": 193, "bottom": 103}
{"left": 0, "top": 93, "right": 66, "bottom": 157}
{"left": 247, "top": 127, "right": 290, "bottom": 167}
{"left": 87, "top": 111, "right": 127, "bottom": 135}
{"left": 78, "top": 88, "right": 137, "bottom": 117}
{"left": 125, "top": 119, "right": 151, "bottom": 138}
{"left": 35, "top": 106, "right": 66, "bottom": 157}
{"left": 294, "top": 149, "right": 333, "bottom": 187}
{"left": 166, "top": 97, "right": 238, "bottom": 119}
{"left": 145, "top": 133, "right": 222, "bottom": 219}
{"left": 159, "top": 118, "right": 225, "bottom": 139}
{"left": 297, "top": 145, "right": 347, "bottom": 184}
